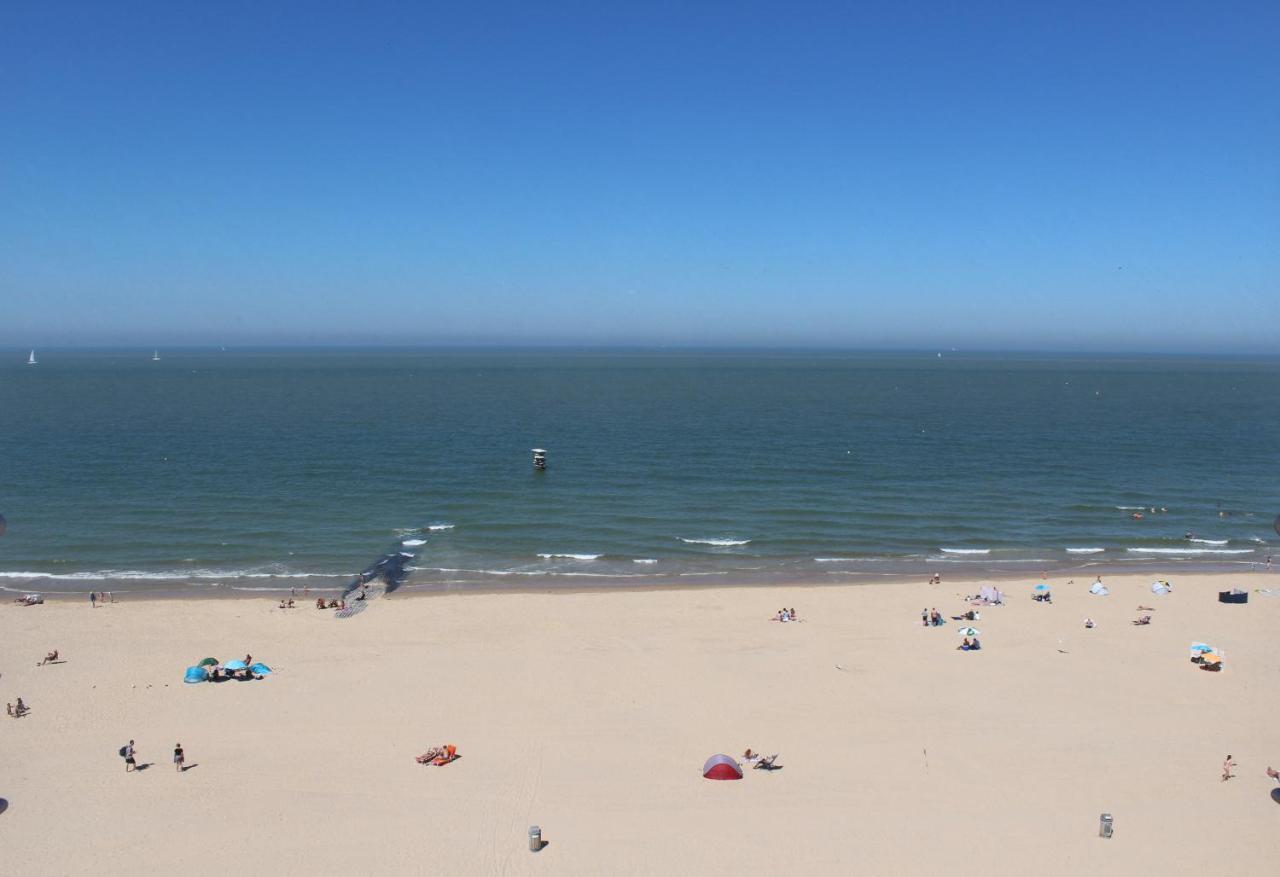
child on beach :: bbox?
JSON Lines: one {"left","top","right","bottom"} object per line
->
{"left": 174, "top": 743, "right": 184, "bottom": 772}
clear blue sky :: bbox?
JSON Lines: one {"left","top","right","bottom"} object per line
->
{"left": 2, "top": 2, "right": 1277, "bottom": 351}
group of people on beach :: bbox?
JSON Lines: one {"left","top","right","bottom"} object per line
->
{"left": 922, "top": 608, "right": 945, "bottom": 627}
{"left": 315, "top": 598, "right": 347, "bottom": 610}
{"left": 88, "top": 591, "right": 113, "bottom": 607}
{"left": 773, "top": 607, "right": 798, "bottom": 622}
{"left": 6, "top": 697, "right": 29, "bottom": 718}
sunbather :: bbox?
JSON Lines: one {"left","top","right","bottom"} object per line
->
{"left": 959, "top": 638, "right": 972, "bottom": 650}
{"left": 743, "top": 748, "right": 758, "bottom": 762}
{"left": 416, "top": 746, "right": 445, "bottom": 764}
{"left": 1133, "top": 615, "right": 1152, "bottom": 626}
{"left": 970, "top": 638, "right": 981, "bottom": 650}
{"left": 431, "top": 744, "right": 459, "bottom": 766}
{"left": 753, "top": 753, "right": 780, "bottom": 770}
{"left": 40, "top": 649, "right": 59, "bottom": 665}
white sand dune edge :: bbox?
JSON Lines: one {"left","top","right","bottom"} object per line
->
{"left": 2, "top": 571, "right": 1278, "bottom": 875}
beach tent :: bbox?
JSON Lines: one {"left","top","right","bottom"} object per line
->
{"left": 979, "top": 585, "right": 1004, "bottom": 604}
{"left": 1151, "top": 582, "right": 1171, "bottom": 595}
{"left": 184, "top": 666, "right": 209, "bottom": 684}
{"left": 249, "top": 662, "right": 272, "bottom": 675}
{"left": 223, "top": 660, "right": 248, "bottom": 671}
{"left": 702, "top": 754, "right": 743, "bottom": 780}
{"left": 1033, "top": 584, "right": 1050, "bottom": 593}
{"left": 1089, "top": 583, "right": 1109, "bottom": 596}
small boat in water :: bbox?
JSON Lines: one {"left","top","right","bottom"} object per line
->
{"left": 152, "top": 350, "right": 161, "bottom": 361}
{"left": 27, "top": 349, "right": 36, "bottom": 365}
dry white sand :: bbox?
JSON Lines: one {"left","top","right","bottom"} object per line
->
{"left": 3, "top": 571, "right": 1279, "bottom": 875}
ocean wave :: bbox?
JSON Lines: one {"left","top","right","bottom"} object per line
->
{"left": 1188, "top": 538, "right": 1229, "bottom": 545}
{"left": 633, "top": 558, "right": 658, "bottom": 564}
{"left": 1126, "top": 547, "right": 1253, "bottom": 556}
{"left": 537, "top": 553, "right": 601, "bottom": 561}
{"left": 939, "top": 548, "right": 990, "bottom": 555}
{"left": 402, "top": 538, "right": 427, "bottom": 547}
{"left": 427, "top": 523, "right": 455, "bottom": 531}
{"left": 814, "top": 557, "right": 853, "bottom": 562}
{"left": 0, "top": 569, "right": 349, "bottom": 581}
{"left": 679, "top": 537, "right": 751, "bottom": 547}
{"left": 1115, "top": 506, "right": 1149, "bottom": 510}
{"left": 1066, "top": 547, "right": 1105, "bottom": 554}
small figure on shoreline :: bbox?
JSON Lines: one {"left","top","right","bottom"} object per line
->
{"left": 1222, "top": 754, "right": 1236, "bottom": 782}
{"left": 39, "top": 649, "right": 59, "bottom": 665}
{"left": 90, "top": 591, "right": 96, "bottom": 608}
{"left": 174, "top": 742, "right": 184, "bottom": 772}
{"left": 123, "top": 739, "right": 137, "bottom": 772}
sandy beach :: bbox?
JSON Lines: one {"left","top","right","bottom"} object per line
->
{"left": 3, "top": 571, "right": 1278, "bottom": 875}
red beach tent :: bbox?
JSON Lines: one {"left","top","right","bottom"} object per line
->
{"left": 702, "top": 754, "right": 743, "bottom": 780}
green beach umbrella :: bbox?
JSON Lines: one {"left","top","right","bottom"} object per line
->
{"left": 198, "top": 657, "right": 218, "bottom": 667}
{"left": 957, "top": 627, "right": 980, "bottom": 637}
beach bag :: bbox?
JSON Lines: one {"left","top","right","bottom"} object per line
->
{"left": 118, "top": 745, "right": 127, "bottom": 757}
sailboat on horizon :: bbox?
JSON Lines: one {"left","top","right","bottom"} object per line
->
{"left": 27, "top": 349, "right": 37, "bottom": 365}
{"left": 152, "top": 350, "right": 160, "bottom": 361}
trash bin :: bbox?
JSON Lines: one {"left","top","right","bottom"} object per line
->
{"left": 529, "top": 825, "right": 542, "bottom": 852}
{"left": 1099, "top": 813, "right": 1113, "bottom": 838}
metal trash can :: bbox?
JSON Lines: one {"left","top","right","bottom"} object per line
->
{"left": 1099, "top": 813, "right": 1113, "bottom": 838}
{"left": 529, "top": 825, "right": 542, "bottom": 852}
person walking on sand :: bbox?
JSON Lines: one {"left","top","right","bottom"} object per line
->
{"left": 124, "top": 740, "right": 137, "bottom": 772}
{"left": 174, "top": 742, "right": 184, "bottom": 772}
{"left": 1222, "top": 754, "right": 1237, "bottom": 781}
{"left": 90, "top": 591, "right": 96, "bottom": 608}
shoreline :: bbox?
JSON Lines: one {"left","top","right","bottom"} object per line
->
{"left": 7, "top": 565, "right": 1276, "bottom": 603}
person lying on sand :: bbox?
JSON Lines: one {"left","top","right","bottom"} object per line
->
{"left": 1132, "top": 615, "right": 1152, "bottom": 626}
{"left": 39, "top": 649, "right": 59, "bottom": 665}
{"left": 1266, "top": 766, "right": 1279, "bottom": 784}
{"left": 417, "top": 746, "right": 445, "bottom": 764}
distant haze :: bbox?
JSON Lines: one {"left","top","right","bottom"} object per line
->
{"left": 1, "top": 4, "right": 1277, "bottom": 352}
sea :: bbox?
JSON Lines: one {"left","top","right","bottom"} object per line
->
{"left": 1, "top": 349, "right": 1277, "bottom": 598}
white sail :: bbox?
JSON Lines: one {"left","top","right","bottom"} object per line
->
{"left": 152, "top": 350, "right": 160, "bottom": 361}
{"left": 27, "top": 349, "right": 36, "bottom": 365}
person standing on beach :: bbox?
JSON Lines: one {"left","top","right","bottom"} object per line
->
{"left": 174, "top": 742, "right": 184, "bottom": 772}
{"left": 90, "top": 591, "right": 96, "bottom": 608}
{"left": 124, "top": 740, "right": 137, "bottom": 772}
{"left": 1222, "top": 754, "right": 1236, "bottom": 781}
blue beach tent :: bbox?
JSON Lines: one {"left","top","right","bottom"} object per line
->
{"left": 184, "top": 665, "right": 209, "bottom": 684}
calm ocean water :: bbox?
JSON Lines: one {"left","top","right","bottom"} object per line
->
{"left": 1, "top": 350, "right": 1277, "bottom": 596}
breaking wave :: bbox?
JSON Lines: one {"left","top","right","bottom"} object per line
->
{"left": 680, "top": 537, "right": 751, "bottom": 547}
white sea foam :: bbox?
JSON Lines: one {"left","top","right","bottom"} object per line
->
{"left": 1066, "top": 547, "right": 1106, "bottom": 554}
{"left": 1188, "top": 538, "right": 1229, "bottom": 545}
{"left": 427, "top": 523, "right": 455, "bottom": 531}
{"left": 680, "top": 537, "right": 751, "bottom": 547}
{"left": 537, "top": 553, "right": 601, "bottom": 561}
{"left": 1115, "top": 506, "right": 1148, "bottom": 510}
{"left": 402, "top": 538, "right": 427, "bottom": 547}
{"left": 632, "top": 558, "right": 658, "bottom": 564}
{"left": 815, "top": 557, "right": 853, "bottom": 563}
{"left": 1126, "top": 547, "right": 1253, "bottom": 555}
{"left": 0, "top": 569, "right": 348, "bottom": 581}
{"left": 939, "top": 548, "right": 990, "bottom": 555}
